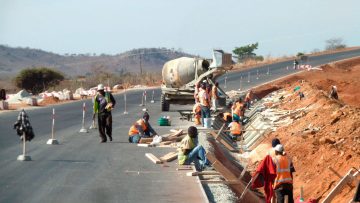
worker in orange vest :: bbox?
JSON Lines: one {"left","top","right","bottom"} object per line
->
{"left": 128, "top": 112, "right": 158, "bottom": 143}
{"left": 272, "top": 144, "right": 295, "bottom": 203}
{"left": 227, "top": 117, "right": 242, "bottom": 142}
{"left": 193, "top": 102, "right": 202, "bottom": 125}
{"left": 232, "top": 98, "right": 245, "bottom": 122}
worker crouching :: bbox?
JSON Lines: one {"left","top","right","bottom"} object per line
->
{"left": 128, "top": 112, "right": 158, "bottom": 143}
{"left": 178, "top": 126, "right": 210, "bottom": 170}
{"left": 227, "top": 117, "right": 242, "bottom": 142}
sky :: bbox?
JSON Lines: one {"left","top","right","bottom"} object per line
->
{"left": 1, "top": 0, "right": 360, "bottom": 58}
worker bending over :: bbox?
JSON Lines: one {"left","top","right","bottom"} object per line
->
{"left": 93, "top": 84, "right": 116, "bottom": 143}
{"left": 232, "top": 97, "right": 245, "bottom": 122}
{"left": 128, "top": 112, "right": 158, "bottom": 143}
{"left": 227, "top": 117, "right": 242, "bottom": 142}
{"left": 272, "top": 144, "right": 295, "bottom": 203}
{"left": 178, "top": 126, "right": 210, "bottom": 170}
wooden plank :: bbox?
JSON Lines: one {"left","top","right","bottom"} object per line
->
{"left": 137, "top": 143, "right": 151, "bottom": 147}
{"left": 322, "top": 169, "right": 356, "bottom": 203}
{"left": 200, "top": 180, "right": 243, "bottom": 185}
{"left": 328, "top": 166, "right": 353, "bottom": 188}
{"left": 187, "top": 171, "right": 220, "bottom": 176}
{"left": 159, "top": 152, "right": 178, "bottom": 162}
{"left": 206, "top": 153, "right": 238, "bottom": 181}
{"left": 145, "top": 153, "right": 162, "bottom": 164}
{"left": 160, "top": 141, "right": 172, "bottom": 145}
{"left": 176, "top": 166, "right": 193, "bottom": 170}
{"left": 139, "top": 138, "right": 153, "bottom": 144}
{"left": 209, "top": 131, "right": 238, "bottom": 152}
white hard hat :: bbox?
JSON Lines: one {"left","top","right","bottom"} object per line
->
{"left": 97, "top": 84, "right": 104, "bottom": 91}
{"left": 274, "top": 144, "right": 284, "bottom": 153}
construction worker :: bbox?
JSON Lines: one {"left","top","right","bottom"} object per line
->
{"left": 192, "top": 102, "right": 202, "bottom": 125}
{"left": 211, "top": 82, "right": 220, "bottom": 111}
{"left": 227, "top": 117, "right": 242, "bottom": 142}
{"left": 128, "top": 112, "right": 158, "bottom": 143}
{"left": 244, "top": 89, "right": 253, "bottom": 109}
{"left": 93, "top": 84, "right": 116, "bottom": 143}
{"left": 177, "top": 126, "right": 210, "bottom": 170}
{"left": 232, "top": 97, "right": 245, "bottom": 122}
{"left": 272, "top": 144, "right": 295, "bottom": 203}
{"left": 293, "top": 59, "right": 299, "bottom": 69}
{"left": 198, "top": 83, "right": 211, "bottom": 126}
{"left": 329, "top": 85, "right": 338, "bottom": 100}
{"left": 194, "top": 82, "right": 200, "bottom": 103}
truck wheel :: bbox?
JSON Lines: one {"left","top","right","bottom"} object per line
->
{"left": 161, "top": 94, "right": 170, "bottom": 111}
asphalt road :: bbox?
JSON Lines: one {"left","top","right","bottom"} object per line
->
{"left": 0, "top": 48, "right": 360, "bottom": 203}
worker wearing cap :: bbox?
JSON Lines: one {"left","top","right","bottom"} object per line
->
{"left": 178, "top": 126, "right": 210, "bottom": 170}
{"left": 93, "top": 84, "right": 116, "bottom": 143}
{"left": 128, "top": 112, "right": 158, "bottom": 143}
{"left": 329, "top": 85, "right": 338, "bottom": 100}
{"left": 272, "top": 144, "right": 295, "bottom": 203}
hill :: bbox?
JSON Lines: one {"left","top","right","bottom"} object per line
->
{"left": 0, "top": 45, "right": 193, "bottom": 76}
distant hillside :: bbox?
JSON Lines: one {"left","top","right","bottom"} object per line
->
{"left": 0, "top": 45, "right": 193, "bottom": 76}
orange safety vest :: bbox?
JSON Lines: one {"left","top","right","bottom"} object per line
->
{"left": 128, "top": 119, "right": 147, "bottom": 136}
{"left": 273, "top": 155, "right": 293, "bottom": 189}
{"left": 223, "top": 112, "right": 231, "bottom": 121}
{"left": 233, "top": 102, "right": 243, "bottom": 116}
{"left": 199, "top": 90, "right": 210, "bottom": 107}
{"left": 230, "top": 122, "right": 241, "bottom": 135}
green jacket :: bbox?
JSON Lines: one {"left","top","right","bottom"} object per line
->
{"left": 93, "top": 92, "right": 111, "bottom": 113}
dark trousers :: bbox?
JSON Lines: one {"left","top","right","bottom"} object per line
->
{"left": 98, "top": 112, "right": 112, "bottom": 141}
{"left": 275, "top": 184, "right": 294, "bottom": 203}
{"left": 200, "top": 106, "right": 210, "bottom": 126}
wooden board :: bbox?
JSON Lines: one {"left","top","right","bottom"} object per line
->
{"left": 139, "top": 138, "right": 153, "bottom": 144}
{"left": 187, "top": 171, "right": 220, "bottom": 176}
{"left": 159, "top": 152, "right": 178, "bottom": 162}
{"left": 206, "top": 153, "right": 238, "bottom": 181}
{"left": 145, "top": 153, "right": 162, "bottom": 164}
{"left": 160, "top": 141, "right": 172, "bottom": 145}
{"left": 209, "top": 131, "right": 238, "bottom": 152}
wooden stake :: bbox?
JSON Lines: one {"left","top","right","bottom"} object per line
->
{"left": 145, "top": 153, "right": 162, "bottom": 164}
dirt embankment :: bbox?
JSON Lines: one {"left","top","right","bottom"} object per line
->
{"left": 249, "top": 57, "right": 360, "bottom": 202}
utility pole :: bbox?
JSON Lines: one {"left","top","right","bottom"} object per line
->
{"left": 139, "top": 54, "right": 142, "bottom": 75}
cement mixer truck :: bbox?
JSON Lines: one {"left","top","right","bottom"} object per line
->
{"left": 161, "top": 50, "right": 233, "bottom": 111}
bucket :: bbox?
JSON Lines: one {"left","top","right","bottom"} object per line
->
{"left": 204, "top": 118, "right": 212, "bottom": 129}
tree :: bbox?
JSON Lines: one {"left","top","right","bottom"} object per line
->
{"left": 233, "top": 42, "right": 259, "bottom": 61}
{"left": 14, "top": 67, "right": 64, "bottom": 94}
{"left": 325, "top": 37, "right": 346, "bottom": 50}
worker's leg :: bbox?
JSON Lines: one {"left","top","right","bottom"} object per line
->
{"left": 129, "top": 134, "right": 141, "bottom": 143}
{"left": 105, "top": 113, "right": 112, "bottom": 141}
{"left": 187, "top": 145, "right": 209, "bottom": 169}
{"left": 200, "top": 106, "right": 206, "bottom": 126}
{"left": 98, "top": 113, "right": 107, "bottom": 142}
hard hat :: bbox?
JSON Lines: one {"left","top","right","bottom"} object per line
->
{"left": 97, "top": 84, "right": 104, "bottom": 91}
{"left": 274, "top": 144, "right": 284, "bottom": 153}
